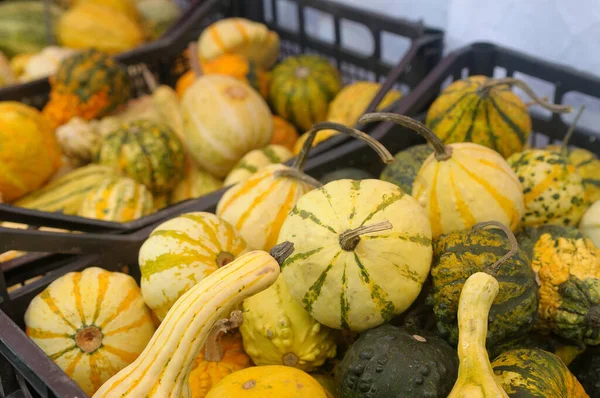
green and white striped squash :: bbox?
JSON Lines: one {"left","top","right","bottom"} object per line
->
{"left": 79, "top": 176, "right": 155, "bottom": 222}
{"left": 277, "top": 179, "right": 433, "bottom": 332}
{"left": 95, "top": 119, "right": 186, "bottom": 195}
{"left": 508, "top": 149, "right": 586, "bottom": 227}
{"left": 138, "top": 212, "right": 248, "bottom": 321}
{"left": 224, "top": 144, "right": 293, "bottom": 186}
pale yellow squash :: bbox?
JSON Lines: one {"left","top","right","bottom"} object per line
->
{"left": 224, "top": 144, "right": 293, "bottom": 186}
{"left": 171, "top": 161, "right": 223, "bottom": 204}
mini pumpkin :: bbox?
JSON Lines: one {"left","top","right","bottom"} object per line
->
{"left": 271, "top": 115, "right": 299, "bottom": 150}
{"left": 380, "top": 144, "right": 434, "bottom": 194}
{"left": 223, "top": 144, "right": 293, "bottom": 186}
{"left": 170, "top": 160, "right": 223, "bottom": 204}
{"left": 55, "top": 117, "right": 101, "bottom": 166}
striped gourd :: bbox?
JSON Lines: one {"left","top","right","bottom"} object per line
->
{"left": 24, "top": 267, "right": 156, "bottom": 396}
{"left": 224, "top": 144, "right": 293, "bottom": 186}
{"left": 508, "top": 149, "right": 586, "bottom": 227}
{"left": 380, "top": 144, "right": 434, "bottom": 194}
{"left": 95, "top": 119, "right": 186, "bottom": 194}
{"left": 277, "top": 178, "right": 432, "bottom": 332}
{"left": 426, "top": 76, "right": 571, "bottom": 159}
{"left": 547, "top": 145, "right": 600, "bottom": 204}
{"left": 139, "top": 212, "right": 248, "bottom": 320}
{"left": 361, "top": 113, "right": 525, "bottom": 239}
{"left": 181, "top": 75, "right": 273, "bottom": 178}
{"left": 79, "top": 176, "right": 155, "bottom": 222}
{"left": 93, "top": 244, "right": 290, "bottom": 398}
{"left": 269, "top": 55, "right": 342, "bottom": 131}
{"left": 170, "top": 160, "right": 223, "bottom": 204}
{"left": 14, "top": 164, "right": 117, "bottom": 214}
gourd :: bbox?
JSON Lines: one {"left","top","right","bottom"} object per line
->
{"left": 360, "top": 113, "right": 525, "bottom": 239}
{"left": 320, "top": 168, "right": 373, "bottom": 185}
{"left": 426, "top": 76, "right": 571, "bottom": 158}
{"left": 271, "top": 115, "right": 299, "bottom": 150}
{"left": 293, "top": 81, "right": 402, "bottom": 153}
{"left": 547, "top": 145, "right": 600, "bottom": 204}
{"left": 447, "top": 272, "right": 509, "bottom": 398}
{"left": 136, "top": 0, "right": 181, "bottom": 40}
{"left": 170, "top": 160, "right": 223, "bottom": 204}
{"left": 57, "top": 3, "right": 144, "bottom": 54}
{"left": 569, "top": 345, "right": 600, "bottom": 397}
{"left": 138, "top": 212, "right": 248, "bottom": 320}
{"left": 270, "top": 55, "right": 342, "bottom": 131}
{"left": 188, "top": 316, "right": 250, "bottom": 398}
{"left": 43, "top": 49, "right": 131, "bottom": 127}
{"left": 216, "top": 122, "right": 390, "bottom": 251}
{"left": 197, "top": 18, "right": 280, "bottom": 69}
{"left": 488, "top": 332, "right": 585, "bottom": 366}
{"left": 581, "top": 200, "right": 600, "bottom": 247}
{"left": 0, "top": 101, "right": 63, "bottom": 202}
{"left": 19, "top": 46, "right": 76, "bottom": 82}
{"left": 73, "top": 0, "right": 140, "bottom": 21}
{"left": 224, "top": 145, "right": 293, "bottom": 186}
{"left": 95, "top": 119, "right": 186, "bottom": 194}
{"left": 0, "top": 51, "right": 15, "bottom": 87}
{"left": 277, "top": 133, "right": 432, "bottom": 331}
{"left": 380, "top": 144, "right": 434, "bottom": 193}
{"left": 182, "top": 73, "right": 273, "bottom": 178}
{"left": 492, "top": 349, "right": 588, "bottom": 397}
{"left": 14, "top": 164, "right": 117, "bottom": 214}
{"left": 24, "top": 267, "right": 156, "bottom": 396}
{"left": 92, "top": 243, "right": 292, "bottom": 397}
{"left": 517, "top": 225, "right": 600, "bottom": 345}
{"left": 337, "top": 324, "right": 458, "bottom": 398}
{"left": 240, "top": 277, "right": 337, "bottom": 372}
{"left": 79, "top": 176, "right": 155, "bottom": 222}
{"left": 55, "top": 117, "right": 101, "bottom": 166}
{"left": 431, "top": 221, "right": 538, "bottom": 347}
{"left": 205, "top": 365, "right": 329, "bottom": 398}
{"left": 508, "top": 149, "right": 586, "bottom": 227}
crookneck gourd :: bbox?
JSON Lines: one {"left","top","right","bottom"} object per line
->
{"left": 426, "top": 75, "right": 571, "bottom": 158}
{"left": 25, "top": 267, "right": 156, "bottom": 396}
{"left": 492, "top": 348, "right": 589, "bottom": 397}
{"left": 93, "top": 243, "right": 292, "bottom": 397}
{"left": 360, "top": 113, "right": 525, "bottom": 238}
{"left": 240, "top": 276, "right": 337, "bottom": 372}
{"left": 380, "top": 143, "right": 434, "bottom": 194}
{"left": 517, "top": 225, "right": 600, "bottom": 345}
{"left": 216, "top": 121, "right": 393, "bottom": 251}
{"left": 139, "top": 212, "right": 248, "bottom": 321}
{"left": 337, "top": 324, "right": 458, "bottom": 398}
{"left": 431, "top": 221, "right": 538, "bottom": 347}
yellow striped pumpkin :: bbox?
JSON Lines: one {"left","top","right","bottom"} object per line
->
{"left": 277, "top": 179, "right": 432, "bottom": 332}
{"left": 139, "top": 212, "right": 248, "bottom": 321}
{"left": 79, "top": 176, "right": 155, "bottom": 222}
{"left": 181, "top": 75, "right": 273, "bottom": 178}
{"left": 224, "top": 144, "right": 293, "bottom": 186}
{"left": 360, "top": 113, "right": 525, "bottom": 239}
{"left": 93, "top": 245, "right": 289, "bottom": 397}
{"left": 24, "top": 267, "right": 156, "bottom": 396}
{"left": 171, "top": 160, "right": 223, "bottom": 204}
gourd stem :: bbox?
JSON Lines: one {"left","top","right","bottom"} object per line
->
{"left": 204, "top": 310, "right": 244, "bottom": 362}
{"left": 339, "top": 220, "right": 393, "bottom": 251}
{"left": 141, "top": 65, "right": 158, "bottom": 93}
{"left": 270, "top": 241, "right": 295, "bottom": 266}
{"left": 480, "top": 78, "right": 572, "bottom": 113}
{"left": 473, "top": 221, "right": 518, "bottom": 276}
{"left": 292, "top": 121, "right": 394, "bottom": 171}
{"left": 359, "top": 113, "right": 452, "bottom": 161}
{"left": 188, "top": 42, "right": 203, "bottom": 78}
{"left": 561, "top": 105, "right": 585, "bottom": 157}
{"left": 273, "top": 169, "right": 323, "bottom": 188}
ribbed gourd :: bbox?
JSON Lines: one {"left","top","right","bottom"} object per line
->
{"left": 269, "top": 55, "right": 342, "bottom": 131}
{"left": 360, "top": 113, "right": 525, "bottom": 239}
{"left": 0, "top": 101, "right": 63, "bottom": 202}
{"left": 95, "top": 119, "right": 186, "bottom": 194}
{"left": 380, "top": 144, "right": 434, "bottom": 194}
{"left": 240, "top": 277, "right": 337, "bottom": 372}
{"left": 25, "top": 267, "right": 156, "bottom": 396}
{"left": 79, "top": 176, "right": 155, "bottom": 222}
{"left": 92, "top": 244, "right": 291, "bottom": 398}
{"left": 426, "top": 76, "right": 571, "bottom": 158}
{"left": 224, "top": 145, "right": 293, "bottom": 186}
{"left": 508, "top": 149, "right": 586, "bottom": 227}
{"left": 581, "top": 200, "right": 600, "bottom": 247}
{"left": 517, "top": 225, "right": 600, "bottom": 345}
{"left": 138, "top": 212, "right": 248, "bottom": 321}
{"left": 547, "top": 145, "right": 600, "bottom": 204}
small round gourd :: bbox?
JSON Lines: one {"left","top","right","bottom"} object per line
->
{"left": 95, "top": 119, "right": 186, "bottom": 194}
{"left": 139, "top": 212, "right": 248, "bottom": 320}
{"left": 170, "top": 160, "right": 223, "bottom": 204}
{"left": 271, "top": 115, "right": 299, "bottom": 150}
{"left": 547, "top": 144, "right": 600, "bottom": 203}
{"left": 337, "top": 324, "right": 458, "bottom": 398}
{"left": 269, "top": 55, "right": 342, "bottom": 131}
{"left": 380, "top": 144, "right": 433, "bottom": 193}
{"left": 240, "top": 277, "right": 337, "bottom": 372}
{"left": 224, "top": 144, "right": 293, "bottom": 186}
{"left": 508, "top": 149, "right": 586, "bottom": 227}
{"left": 24, "top": 267, "right": 156, "bottom": 396}
{"left": 580, "top": 200, "right": 600, "bottom": 247}
{"left": 361, "top": 113, "right": 525, "bottom": 239}
{"left": 55, "top": 117, "right": 100, "bottom": 166}
{"left": 206, "top": 365, "right": 329, "bottom": 398}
